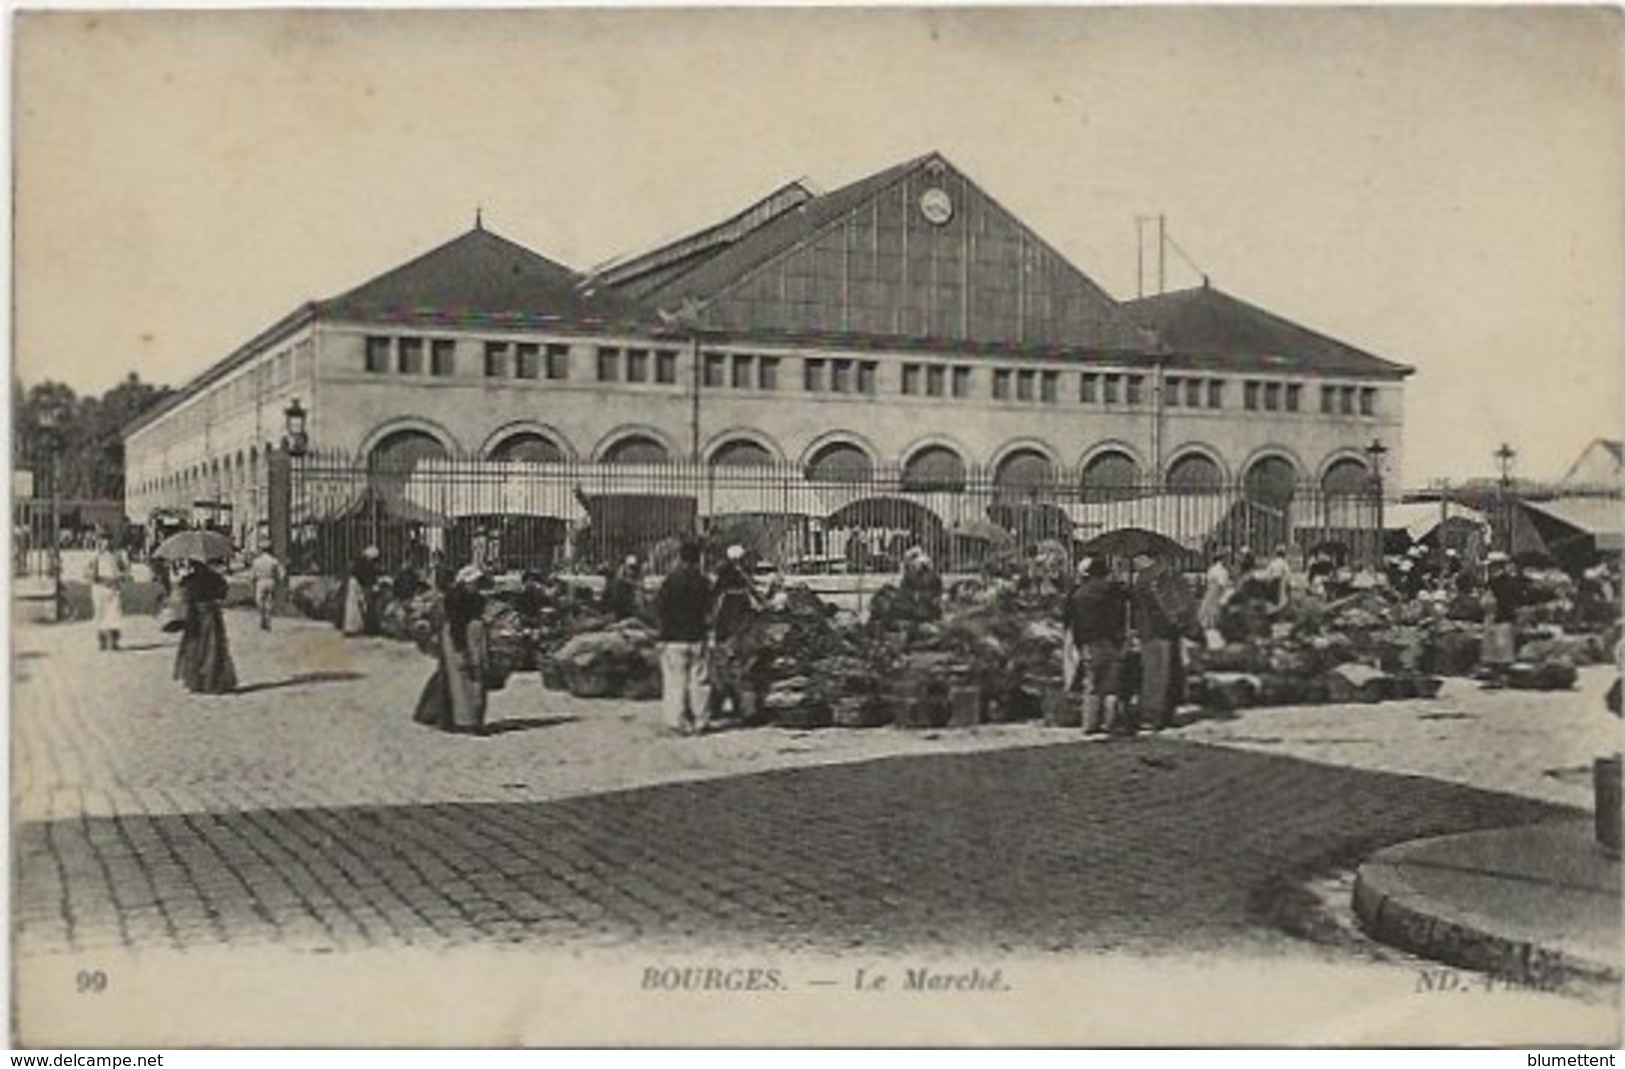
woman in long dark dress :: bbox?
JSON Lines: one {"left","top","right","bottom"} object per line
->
{"left": 412, "top": 565, "right": 489, "bottom": 734}
{"left": 174, "top": 559, "right": 238, "bottom": 694}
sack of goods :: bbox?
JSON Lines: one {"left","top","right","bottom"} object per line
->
{"left": 555, "top": 620, "right": 660, "bottom": 700}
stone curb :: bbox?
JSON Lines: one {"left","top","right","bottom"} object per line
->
{"left": 1352, "top": 830, "right": 1620, "bottom": 990}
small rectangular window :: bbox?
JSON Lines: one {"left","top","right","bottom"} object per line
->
{"left": 1186, "top": 379, "right": 1202, "bottom": 408}
{"left": 1322, "top": 385, "right": 1338, "bottom": 414}
{"left": 626, "top": 348, "right": 649, "bottom": 383}
{"left": 484, "top": 342, "right": 510, "bottom": 378}
{"left": 1166, "top": 376, "right": 1182, "bottom": 407}
{"left": 926, "top": 365, "right": 946, "bottom": 397}
{"left": 431, "top": 339, "right": 455, "bottom": 377}
{"left": 902, "top": 364, "right": 922, "bottom": 396}
{"left": 597, "top": 348, "right": 621, "bottom": 382}
{"left": 365, "top": 336, "right": 391, "bottom": 373}
{"left": 1103, "top": 375, "right": 1121, "bottom": 405}
{"left": 951, "top": 366, "right": 972, "bottom": 398}
{"left": 731, "top": 353, "right": 752, "bottom": 390}
{"left": 546, "top": 344, "right": 571, "bottom": 380}
{"left": 1080, "top": 373, "right": 1098, "bottom": 403}
{"left": 1264, "top": 382, "right": 1282, "bottom": 411}
{"left": 1016, "top": 369, "right": 1036, "bottom": 401}
{"left": 1040, "top": 370, "right": 1059, "bottom": 404}
{"left": 832, "top": 359, "right": 854, "bottom": 394}
{"left": 1360, "top": 387, "right": 1377, "bottom": 416}
{"left": 993, "top": 369, "right": 1013, "bottom": 401}
{"left": 857, "top": 361, "right": 877, "bottom": 395}
{"left": 703, "top": 351, "right": 726, "bottom": 389}
{"left": 654, "top": 349, "right": 676, "bottom": 384}
{"left": 804, "top": 358, "right": 826, "bottom": 392}
{"left": 1126, "top": 375, "right": 1145, "bottom": 406}
{"left": 1285, "top": 383, "right": 1302, "bottom": 412}
{"left": 758, "top": 356, "right": 780, "bottom": 391}
{"left": 1208, "top": 380, "right": 1223, "bottom": 409}
{"left": 396, "top": 338, "right": 424, "bottom": 375}
{"left": 515, "top": 343, "right": 541, "bottom": 380}
{"left": 1244, "top": 381, "right": 1260, "bottom": 411}
{"left": 1340, "top": 386, "right": 1356, "bottom": 415}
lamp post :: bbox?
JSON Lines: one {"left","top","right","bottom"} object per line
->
{"left": 283, "top": 398, "right": 309, "bottom": 458}
{"left": 35, "top": 399, "right": 67, "bottom": 621}
{"left": 1494, "top": 442, "right": 1516, "bottom": 552}
{"left": 1365, "top": 438, "right": 1388, "bottom": 569}
{"left": 268, "top": 398, "right": 307, "bottom": 574}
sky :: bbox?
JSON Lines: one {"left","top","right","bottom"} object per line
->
{"left": 12, "top": 6, "right": 1623, "bottom": 487}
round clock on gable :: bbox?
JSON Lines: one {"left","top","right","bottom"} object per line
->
{"left": 919, "top": 187, "right": 954, "bottom": 226}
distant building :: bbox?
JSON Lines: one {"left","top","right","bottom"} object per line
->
{"left": 123, "top": 150, "right": 1411, "bottom": 531}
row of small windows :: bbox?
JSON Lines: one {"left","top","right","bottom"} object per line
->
{"left": 361, "top": 335, "right": 1382, "bottom": 419}
{"left": 901, "top": 362, "right": 975, "bottom": 399}
{"left": 804, "top": 358, "right": 881, "bottom": 395}
{"left": 702, "top": 351, "right": 781, "bottom": 391}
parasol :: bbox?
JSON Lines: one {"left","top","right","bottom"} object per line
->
{"left": 1078, "top": 526, "right": 1185, "bottom": 560}
{"left": 152, "top": 528, "right": 235, "bottom": 563}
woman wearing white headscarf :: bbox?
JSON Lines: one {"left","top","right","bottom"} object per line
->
{"left": 413, "top": 564, "right": 490, "bottom": 733}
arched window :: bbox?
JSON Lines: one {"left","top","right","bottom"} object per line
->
{"left": 901, "top": 445, "right": 967, "bottom": 492}
{"left": 994, "top": 449, "right": 1056, "bottom": 499}
{"left": 1245, "top": 454, "right": 1299, "bottom": 506}
{"left": 369, "top": 429, "right": 450, "bottom": 471}
{"left": 1166, "top": 453, "right": 1224, "bottom": 494}
{"left": 601, "top": 434, "right": 670, "bottom": 465}
{"left": 805, "top": 441, "right": 873, "bottom": 483}
{"left": 709, "top": 439, "right": 776, "bottom": 468}
{"left": 1080, "top": 450, "right": 1140, "bottom": 503}
{"left": 489, "top": 432, "right": 566, "bottom": 464}
{"left": 1321, "top": 457, "right": 1371, "bottom": 496}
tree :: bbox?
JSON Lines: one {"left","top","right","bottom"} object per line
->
{"left": 13, "top": 374, "right": 174, "bottom": 501}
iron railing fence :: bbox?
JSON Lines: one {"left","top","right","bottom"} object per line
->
{"left": 283, "top": 449, "right": 1387, "bottom": 580}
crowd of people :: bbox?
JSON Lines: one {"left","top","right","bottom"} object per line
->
{"left": 42, "top": 516, "right": 1625, "bottom": 742}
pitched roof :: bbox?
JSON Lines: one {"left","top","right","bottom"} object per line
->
{"left": 1123, "top": 284, "right": 1413, "bottom": 379}
{"left": 315, "top": 225, "right": 643, "bottom": 328}
{"left": 589, "top": 180, "right": 816, "bottom": 300}
{"left": 622, "top": 153, "right": 931, "bottom": 313}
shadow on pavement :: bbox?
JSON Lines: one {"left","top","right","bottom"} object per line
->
{"left": 480, "top": 716, "right": 579, "bottom": 735}
{"left": 234, "top": 670, "right": 366, "bottom": 695}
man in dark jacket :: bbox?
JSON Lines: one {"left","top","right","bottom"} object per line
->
{"left": 1132, "top": 556, "right": 1199, "bottom": 732}
{"left": 656, "top": 542, "right": 712, "bottom": 735}
{"left": 1063, "top": 557, "right": 1129, "bottom": 735}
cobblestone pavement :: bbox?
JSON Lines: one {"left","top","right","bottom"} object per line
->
{"left": 11, "top": 610, "right": 1605, "bottom": 958}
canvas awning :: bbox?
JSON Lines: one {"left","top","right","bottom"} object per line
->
{"left": 1521, "top": 497, "right": 1624, "bottom": 553}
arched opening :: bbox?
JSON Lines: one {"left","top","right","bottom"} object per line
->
{"left": 489, "top": 432, "right": 566, "bottom": 464}
{"left": 805, "top": 441, "right": 873, "bottom": 484}
{"left": 901, "top": 445, "right": 967, "bottom": 492}
{"left": 993, "top": 448, "right": 1056, "bottom": 500}
{"left": 1321, "top": 457, "right": 1371, "bottom": 497}
{"left": 1166, "top": 453, "right": 1225, "bottom": 494}
{"left": 1245, "top": 454, "right": 1299, "bottom": 507}
{"left": 709, "top": 439, "right": 776, "bottom": 468}
{"left": 601, "top": 434, "right": 670, "bottom": 465}
{"left": 1080, "top": 450, "right": 1140, "bottom": 503}
{"left": 369, "top": 428, "right": 450, "bottom": 471}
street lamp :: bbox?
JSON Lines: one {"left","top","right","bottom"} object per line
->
{"left": 1494, "top": 442, "right": 1517, "bottom": 553}
{"left": 283, "top": 398, "right": 309, "bottom": 457}
{"left": 35, "top": 399, "right": 68, "bottom": 621}
{"left": 1365, "top": 438, "right": 1388, "bottom": 568}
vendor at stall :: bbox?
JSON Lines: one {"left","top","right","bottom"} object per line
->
{"left": 603, "top": 555, "right": 644, "bottom": 621}
{"left": 899, "top": 548, "right": 945, "bottom": 619}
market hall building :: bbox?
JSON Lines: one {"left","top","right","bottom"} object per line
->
{"left": 123, "top": 151, "right": 1411, "bottom": 546}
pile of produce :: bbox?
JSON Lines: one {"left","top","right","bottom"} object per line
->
{"left": 546, "top": 619, "right": 661, "bottom": 700}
